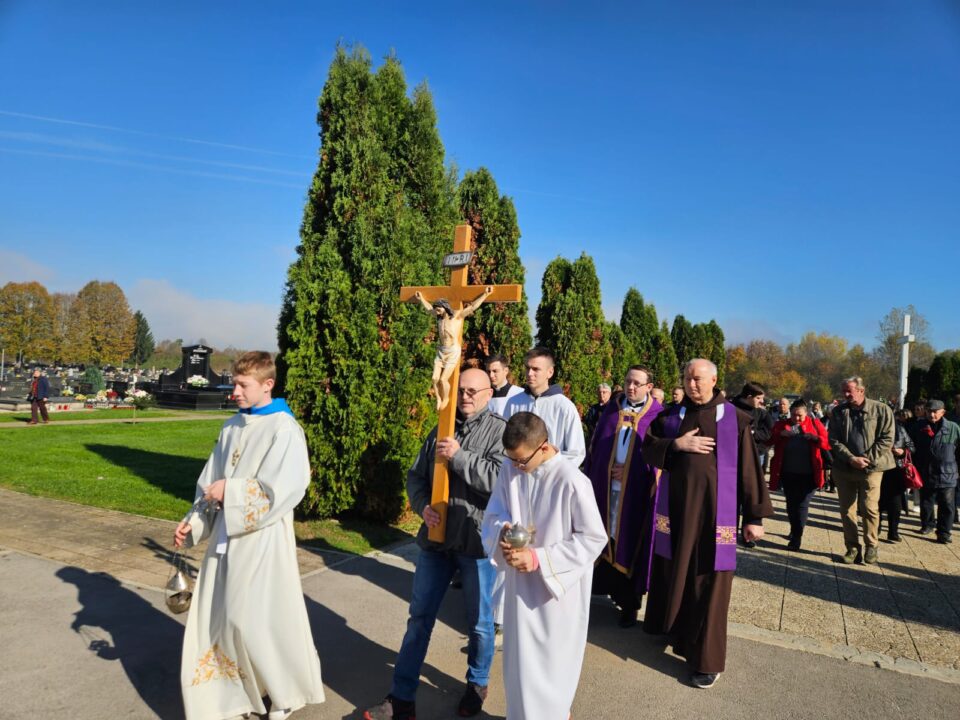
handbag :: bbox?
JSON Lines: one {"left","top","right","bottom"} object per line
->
{"left": 900, "top": 449, "right": 923, "bottom": 490}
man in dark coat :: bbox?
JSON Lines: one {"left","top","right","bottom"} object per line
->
{"left": 914, "top": 399, "right": 959, "bottom": 543}
{"left": 641, "top": 359, "right": 773, "bottom": 689}
{"left": 586, "top": 366, "right": 662, "bottom": 627}
{"left": 27, "top": 367, "right": 50, "bottom": 425}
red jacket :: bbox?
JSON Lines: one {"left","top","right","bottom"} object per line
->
{"left": 769, "top": 415, "right": 831, "bottom": 490}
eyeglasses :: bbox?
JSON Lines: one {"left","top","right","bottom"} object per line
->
{"left": 457, "top": 386, "right": 492, "bottom": 398}
{"left": 504, "top": 440, "right": 546, "bottom": 469}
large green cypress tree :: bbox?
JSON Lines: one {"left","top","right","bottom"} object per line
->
{"left": 704, "top": 319, "right": 727, "bottom": 386}
{"left": 129, "top": 311, "right": 155, "bottom": 367}
{"left": 606, "top": 321, "right": 636, "bottom": 388}
{"left": 277, "top": 47, "right": 456, "bottom": 520}
{"left": 620, "top": 288, "right": 660, "bottom": 368}
{"left": 671, "top": 314, "right": 695, "bottom": 368}
{"left": 535, "top": 253, "right": 611, "bottom": 413}
{"left": 456, "top": 168, "right": 532, "bottom": 377}
{"left": 651, "top": 320, "right": 680, "bottom": 391}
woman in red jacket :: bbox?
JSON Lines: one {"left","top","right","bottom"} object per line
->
{"left": 769, "top": 398, "right": 831, "bottom": 550}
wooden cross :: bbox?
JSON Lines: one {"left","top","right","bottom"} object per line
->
{"left": 400, "top": 224, "right": 522, "bottom": 542}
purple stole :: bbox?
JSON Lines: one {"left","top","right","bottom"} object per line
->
{"left": 587, "top": 397, "right": 662, "bottom": 581}
{"left": 652, "top": 401, "right": 739, "bottom": 574}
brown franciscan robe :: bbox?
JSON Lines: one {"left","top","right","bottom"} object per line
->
{"left": 641, "top": 389, "right": 773, "bottom": 673}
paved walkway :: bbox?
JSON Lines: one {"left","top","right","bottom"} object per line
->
{"left": 1, "top": 485, "right": 958, "bottom": 681}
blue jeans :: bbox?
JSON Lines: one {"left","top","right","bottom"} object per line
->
{"left": 390, "top": 547, "right": 495, "bottom": 702}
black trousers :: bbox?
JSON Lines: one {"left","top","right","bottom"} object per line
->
{"left": 593, "top": 557, "right": 640, "bottom": 613}
{"left": 920, "top": 486, "right": 956, "bottom": 540}
{"left": 880, "top": 468, "right": 907, "bottom": 537}
{"left": 781, "top": 472, "right": 815, "bottom": 541}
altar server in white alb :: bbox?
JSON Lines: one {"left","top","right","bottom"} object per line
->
{"left": 174, "top": 351, "right": 325, "bottom": 720}
{"left": 482, "top": 412, "right": 606, "bottom": 720}
{"left": 502, "top": 346, "right": 586, "bottom": 466}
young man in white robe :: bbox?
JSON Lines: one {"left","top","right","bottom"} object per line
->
{"left": 481, "top": 412, "right": 606, "bottom": 720}
{"left": 502, "top": 347, "right": 586, "bottom": 466}
{"left": 174, "top": 351, "right": 325, "bottom": 720}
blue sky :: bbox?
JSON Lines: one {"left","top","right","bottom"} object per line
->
{"left": 1, "top": 1, "right": 957, "bottom": 352}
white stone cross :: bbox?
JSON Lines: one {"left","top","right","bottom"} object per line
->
{"left": 897, "top": 314, "right": 915, "bottom": 409}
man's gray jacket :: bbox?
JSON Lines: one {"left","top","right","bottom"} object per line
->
{"left": 407, "top": 407, "right": 506, "bottom": 557}
{"left": 828, "top": 398, "right": 895, "bottom": 473}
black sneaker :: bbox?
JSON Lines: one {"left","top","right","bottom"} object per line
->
{"left": 787, "top": 539, "right": 801, "bottom": 551}
{"left": 457, "top": 683, "right": 487, "bottom": 717}
{"left": 888, "top": 533, "right": 902, "bottom": 543}
{"left": 364, "top": 696, "right": 416, "bottom": 720}
{"left": 937, "top": 536, "right": 953, "bottom": 544}
{"left": 692, "top": 672, "right": 720, "bottom": 688}
{"left": 919, "top": 526, "right": 934, "bottom": 535}
{"left": 618, "top": 607, "right": 638, "bottom": 628}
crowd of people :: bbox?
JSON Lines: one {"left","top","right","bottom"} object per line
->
{"left": 171, "top": 348, "right": 960, "bottom": 720}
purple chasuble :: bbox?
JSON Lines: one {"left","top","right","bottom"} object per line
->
{"left": 653, "top": 401, "right": 739, "bottom": 573}
{"left": 586, "top": 396, "right": 662, "bottom": 585}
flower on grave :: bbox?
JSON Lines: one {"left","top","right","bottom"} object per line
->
{"left": 75, "top": 394, "right": 87, "bottom": 401}
{"left": 187, "top": 375, "right": 210, "bottom": 387}
{"left": 62, "top": 387, "right": 74, "bottom": 396}
{"left": 94, "top": 390, "right": 108, "bottom": 401}
{"left": 126, "top": 389, "right": 155, "bottom": 410}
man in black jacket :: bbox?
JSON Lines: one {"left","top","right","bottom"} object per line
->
{"left": 27, "top": 368, "right": 50, "bottom": 425}
{"left": 731, "top": 382, "right": 774, "bottom": 547}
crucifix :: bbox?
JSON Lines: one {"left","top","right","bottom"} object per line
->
{"left": 897, "top": 313, "right": 915, "bottom": 409}
{"left": 401, "top": 223, "right": 522, "bottom": 541}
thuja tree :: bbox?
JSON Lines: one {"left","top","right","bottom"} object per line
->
{"left": 277, "top": 47, "right": 456, "bottom": 520}
{"left": 703, "top": 319, "right": 726, "bottom": 387}
{"left": 535, "top": 253, "right": 611, "bottom": 413}
{"left": 457, "top": 168, "right": 532, "bottom": 378}
{"left": 129, "top": 311, "right": 155, "bottom": 367}
{"left": 620, "top": 288, "right": 660, "bottom": 368}
{"left": 651, "top": 321, "right": 680, "bottom": 391}
{"left": 671, "top": 314, "right": 695, "bottom": 368}
{"left": 606, "top": 321, "right": 637, "bottom": 388}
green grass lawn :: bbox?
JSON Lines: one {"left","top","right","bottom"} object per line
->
{"left": 0, "top": 420, "right": 416, "bottom": 553}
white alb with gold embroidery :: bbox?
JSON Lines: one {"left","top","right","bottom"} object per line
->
{"left": 180, "top": 410, "right": 325, "bottom": 720}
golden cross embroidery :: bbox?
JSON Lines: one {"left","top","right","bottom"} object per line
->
{"left": 230, "top": 449, "right": 240, "bottom": 467}
{"left": 400, "top": 224, "right": 522, "bottom": 542}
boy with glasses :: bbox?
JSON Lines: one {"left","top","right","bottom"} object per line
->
{"left": 482, "top": 412, "right": 606, "bottom": 720}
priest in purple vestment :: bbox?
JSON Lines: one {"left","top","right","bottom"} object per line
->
{"left": 641, "top": 358, "right": 772, "bottom": 689}
{"left": 585, "top": 366, "right": 663, "bottom": 627}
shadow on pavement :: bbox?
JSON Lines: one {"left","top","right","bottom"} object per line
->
{"left": 56, "top": 566, "right": 185, "bottom": 720}
{"left": 313, "top": 554, "right": 504, "bottom": 719}
{"left": 736, "top": 547, "right": 960, "bottom": 632}
{"left": 85, "top": 443, "right": 203, "bottom": 502}
{"left": 586, "top": 600, "right": 689, "bottom": 684}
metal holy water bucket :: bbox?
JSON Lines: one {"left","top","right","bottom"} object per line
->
{"left": 165, "top": 552, "right": 193, "bottom": 614}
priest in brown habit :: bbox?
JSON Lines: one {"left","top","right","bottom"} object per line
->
{"left": 641, "top": 358, "right": 773, "bottom": 689}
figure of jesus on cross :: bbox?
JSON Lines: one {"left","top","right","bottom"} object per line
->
{"left": 413, "top": 286, "right": 493, "bottom": 412}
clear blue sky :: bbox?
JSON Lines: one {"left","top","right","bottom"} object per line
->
{"left": 1, "top": 1, "right": 957, "bottom": 352}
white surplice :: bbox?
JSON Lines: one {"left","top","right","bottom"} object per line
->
{"left": 180, "top": 410, "right": 325, "bottom": 720}
{"left": 481, "top": 453, "right": 606, "bottom": 720}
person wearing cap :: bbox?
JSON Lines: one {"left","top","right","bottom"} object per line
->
{"left": 914, "top": 399, "right": 959, "bottom": 544}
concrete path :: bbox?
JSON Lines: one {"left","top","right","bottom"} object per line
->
{"left": 2, "top": 486, "right": 960, "bottom": 719}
